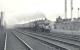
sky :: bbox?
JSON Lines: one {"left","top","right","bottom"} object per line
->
{"left": 0, "top": 0, "right": 80, "bottom": 26}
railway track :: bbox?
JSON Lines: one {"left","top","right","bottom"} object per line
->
{"left": 4, "top": 30, "right": 33, "bottom": 50}
{"left": 30, "top": 32, "right": 80, "bottom": 44}
{"left": 24, "top": 29, "right": 80, "bottom": 41}
{"left": 19, "top": 29, "right": 80, "bottom": 42}
{"left": 12, "top": 30, "right": 67, "bottom": 50}
{"left": 26, "top": 32, "right": 80, "bottom": 46}
{"left": 40, "top": 32, "right": 80, "bottom": 41}
{"left": 13, "top": 30, "right": 80, "bottom": 50}
{"left": 39, "top": 32, "right": 80, "bottom": 41}
{"left": 12, "top": 33, "right": 33, "bottom": 50}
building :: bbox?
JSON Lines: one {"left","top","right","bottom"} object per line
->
{"left": 54, "top": 16, "right": 80, "bottom": 31}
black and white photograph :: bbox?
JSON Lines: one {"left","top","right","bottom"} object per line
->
{"left": 0, "top": 0, "right": 80, "bottom": 50}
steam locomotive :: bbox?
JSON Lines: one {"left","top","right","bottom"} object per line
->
{"left": 15, "top": 19, "right": 51, "bottom": 32}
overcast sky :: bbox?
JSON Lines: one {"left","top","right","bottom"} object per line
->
{"left": 0, "top": 0, "right": 80, "bottom": 26}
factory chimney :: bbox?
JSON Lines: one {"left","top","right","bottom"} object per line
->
{"left": 78, "top": 8, "right": 80, "bottom": 17}
{"left": 65, "top": 0, "right": 67, "bottom": 19}
{"left": 71, "top": 0, "right": 73, "bottom": 19}
{"left": 0, "top": 11, "right": 3, "bottom": 26}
